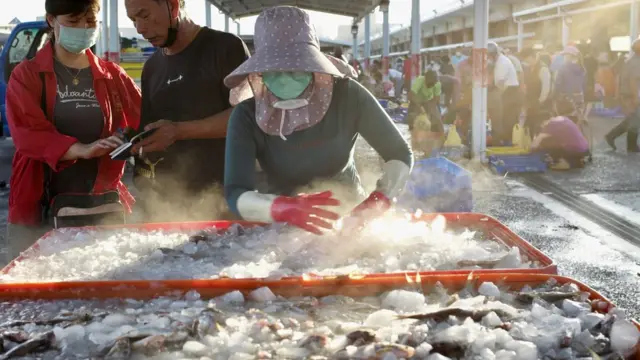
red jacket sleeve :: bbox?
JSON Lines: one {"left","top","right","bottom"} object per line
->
{"left": 6, "top": 62, "right": 78, "bottom": 171}
{"left": 107, "top": 63, "right": 141, "bottom": 131}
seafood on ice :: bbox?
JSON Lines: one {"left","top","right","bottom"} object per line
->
{"left": 0, "top": 278, "right": 637, "bottom": 359}
{"left": 1, "top": 216, "right": 540, "bottom": 283}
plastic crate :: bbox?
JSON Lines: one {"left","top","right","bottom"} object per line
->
{"left": 2, "top": 213, "right": 556, "bottom": 278}
{"left": 378, "top": 99, "right": 389, "bottom": 109}
{"left": 397, "top": 157, "right": 472, "bottom": 212}
{"left": 593, "top": 106, "right": 625, "bottom": 119}
{"left": 486, "top": 146, "right": 529, "bottom": 156}
{"left": 431, "top": 146, "right": 467, "bottom": 160}
{"left": 489, "top": 153, "right": 547, "bottom": 175}
{"left": 0, "top": 273, "right": 635, "bottom": 349}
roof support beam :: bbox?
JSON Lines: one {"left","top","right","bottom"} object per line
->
{"left": 512, "top": 0, "right": 586, "bottom": 19}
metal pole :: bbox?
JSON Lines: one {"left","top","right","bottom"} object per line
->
{"left": 352, "top": 25, "right": 359, "bottom": 68}
{"left": 225, "top": 16, "right": 229, "bottom": 32}
{"left": 108, "top": 0, "right": 120, "bottom": 64}
{"left": 101, "top": 0, "right": 108, "bottom": 59}
{"left": 205, "top": 0, "right": 212, "bottom": 28}
{"left": 561, "top": 17, "right": 570, "bottom": 47}
{"left": 236, "top": 21, "right": 240, "bottom": 35}
{"left": 472, "top": 0, "right": 489, "bottom": 161}
{"left": 517, "top": 21, "right": 523, "bottom": 52}
{"left": 631, "top": 0, "right": 638, "bottom": 43}
{"left": 411, "top": 0, "right": 420, "bottom": 84}
{"left": 364, "top": 14, "right": 371, "bottom": 70}
{"left": 382, "top": 8, "right": 390, "bottom": 81}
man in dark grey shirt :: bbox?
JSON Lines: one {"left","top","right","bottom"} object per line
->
{"left": 605, "top": 39, "right": 640, "bottom": 152}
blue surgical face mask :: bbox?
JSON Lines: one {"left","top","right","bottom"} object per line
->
{"left": 57, "top": 23, "right": 99, "bottom": 54}
{"left": 262, "top": 72, "right": 313, "bottom": 100}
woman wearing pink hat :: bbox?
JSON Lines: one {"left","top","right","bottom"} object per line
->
{"left": 222, "top": 6, "right": 413, "bottom": 235}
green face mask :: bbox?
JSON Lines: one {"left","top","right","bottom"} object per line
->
{"left": 262, "top": 72, "right": 313, "bottom": 100}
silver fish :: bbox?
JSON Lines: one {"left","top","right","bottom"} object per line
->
{"left": 0, "top": 331, "right": 55, "bottom": 360}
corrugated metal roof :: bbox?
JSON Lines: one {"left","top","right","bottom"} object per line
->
{"left": 208, "top": 0, "right": 381, "bottom": 22}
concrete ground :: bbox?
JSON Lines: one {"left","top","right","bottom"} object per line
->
{"left": 0, "top": 114, "right": 638, "bottom": 319}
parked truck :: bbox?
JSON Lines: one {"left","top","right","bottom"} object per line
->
{"left": 0, "top": 21, "right": 150, "bottom": 137}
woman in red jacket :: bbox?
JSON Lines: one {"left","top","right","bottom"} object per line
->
{"left": 2, "top": 0, "right": 141, "bottom": 264}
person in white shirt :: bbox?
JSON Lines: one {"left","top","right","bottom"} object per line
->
{"left": 489, "top": 42, "right": 522, "bottom": 145}
{"left": 388, "top": 68, "right": 404, "bottom": 100}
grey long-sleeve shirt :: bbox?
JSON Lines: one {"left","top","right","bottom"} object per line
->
{"left": 224, "top": 77, "right": 413, "bottom": 216}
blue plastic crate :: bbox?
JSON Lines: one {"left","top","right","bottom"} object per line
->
{"left": 489, "top": 153, "right": 547, "bottom": 175}
{"left": 378, "top": 99, "right": 389, "bottom": 109}
{"left": 431, "top": 146, "right": 467, "bottom": 160}
{"left": 396, "top": 157, "right": 473, "bottom": 212}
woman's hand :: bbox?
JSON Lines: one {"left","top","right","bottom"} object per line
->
{"left": 62, "top": 136, "right": 124, "bottom": 161}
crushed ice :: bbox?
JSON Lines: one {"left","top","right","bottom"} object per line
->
{"left": 0, "top": 279, "right": 637, "bottom": 359}
{"left": 1, "top": 215, "right": 537, "bottom": 283}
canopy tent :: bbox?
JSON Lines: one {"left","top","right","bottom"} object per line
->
{"left": 207, "top": 0, "right": 382, "bottom": 22}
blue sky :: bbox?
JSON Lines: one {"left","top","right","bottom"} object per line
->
{"left": 1, "top": 0, "right": 456, "bottom": 38}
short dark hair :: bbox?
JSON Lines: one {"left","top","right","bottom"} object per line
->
{"left": 155, "top": 0, "right": 186, "bottom": 9}
{"left": 45, "top": 0, "right": 100, "bottom": 19}
{"left": 424, "top": 69, "right": 438, "bottom": 85}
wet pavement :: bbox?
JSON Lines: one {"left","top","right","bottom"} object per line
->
{"left": 0, "top": 114, "right": 638, "bottom": 318}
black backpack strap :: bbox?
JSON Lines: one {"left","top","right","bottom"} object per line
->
{"left": 39, "top": 72, "right": 52, "bottom": 224}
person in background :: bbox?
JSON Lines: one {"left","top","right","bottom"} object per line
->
{"left": 488, "top": 42, "right": 521, "bottom": 145}
{"left": 440, "top": 74, "right": 461, "bottom": 125}
{"left": 451, "top": 48, "right": 466, "bottom": 66}
{"left": 2, "top": 0, "right": 141, "bottom": 264}
{"left": 531, "top": 105, "right": 590, "bottom": 170}
{"left": 223, "top": 7, "right": 413, "bottom": 235}
{"left": 504, "top": 48, "right": 525, "bottom": 89}
{"left": 554, "top": 45, "right": 586, "bottom": 124}
{"left": 124, "top": 0, "right": 250, "bottom": 222}
{"left": 605, "top": 38, "right": 640, "bottom": 152}
{"left": 521, "top": 48, "right": 552, "bottom": 134}
{"left": 403, "top": 56, "right": 413, "bottom": 94}
{"left": 440, "top": 55, "right": 455, "bottom": 76}
{"left": 387, "top": 66, "right": 405, "bottom": 100}
{"left": 333, "top": 46, "right": 348, "bottom": 64}
{"left": 408, "top": 69, "right": 443, "bottom": 133}
{"left": 581, "top": 45, "right": 599, "bottom": 119}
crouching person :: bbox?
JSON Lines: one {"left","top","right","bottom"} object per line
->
{"left": 531, "top": 116, "right": 590, "bottom": 170}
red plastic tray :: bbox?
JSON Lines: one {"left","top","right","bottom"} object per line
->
{"left": 0, "top": 272, "right": 636, "bottom": 358}
{"left": 1, "top": 213, "right": 556, "bottom": 277}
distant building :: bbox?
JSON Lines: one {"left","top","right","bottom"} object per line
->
{"left": 8, "top": 18, "right": 20, "bottom": 25}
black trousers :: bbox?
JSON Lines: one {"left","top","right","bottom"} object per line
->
{"left": 495, "top": 86, "right": 523, "bottom": 145}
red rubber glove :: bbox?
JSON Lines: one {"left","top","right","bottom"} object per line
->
{"left": 271, "top": 191, "right": 341, "bottom": 235}
{"left": 351, "top": 191, "right": 392, "bottom": 217}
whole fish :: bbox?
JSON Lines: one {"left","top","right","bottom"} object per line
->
{"left": 0, "top": 311, "right": 108, "bottom": 329}
{"left": 515, "top": 291, "right": 581, "bottom": 304}
{"left": 397, "top": 307, "right": 515, "bottom": 322}
{"left": 0, "top": 331, "right": 55, "bottom": 360}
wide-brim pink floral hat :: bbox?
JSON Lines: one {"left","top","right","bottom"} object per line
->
{"left": 225, "top": 6, "right": 345, "bottom": 138}
{"left": 224, "top": 6, "right": 344, "bottom": 90}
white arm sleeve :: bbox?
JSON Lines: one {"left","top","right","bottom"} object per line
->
{"left": 236, "top": 191, "right": 277, "bottom": 223}
{"left": 376, "top": 160, "right": 412, "bottom": 199}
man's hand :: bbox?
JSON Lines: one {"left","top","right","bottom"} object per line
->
{"left": 131, "top": 120, "right": 180, "bottom": 154}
